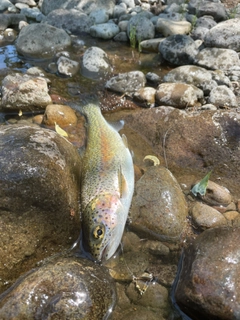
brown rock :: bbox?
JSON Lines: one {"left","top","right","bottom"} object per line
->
{"left": 191, "top": 202, "right": 227, "bottom": 229}
{"left": 175, "top": 227, "right": 240, "bottom": 320}
{"left": 42, "top": 104, "right": 77, "bottom": 127}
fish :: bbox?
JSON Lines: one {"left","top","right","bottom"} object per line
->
{"left": 79, "top": 103, "right": 134, "bottom": 262}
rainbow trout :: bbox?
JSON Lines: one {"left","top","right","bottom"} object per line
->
{"left": 79, "top": 103, "right": 134, "bottom": 262}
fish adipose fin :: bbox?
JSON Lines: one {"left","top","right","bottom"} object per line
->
{"left": 118, "top": 167, "right": 128, "bottom": 199}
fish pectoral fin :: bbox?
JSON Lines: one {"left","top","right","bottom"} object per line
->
{"left": 109, "top": 120, "right": 125, "bottom": 132}
{"left": 118, "top": 167, "right": 128, "bottom": 199}
{"left": 121, "top": 134, "right": 129, "bottom": 149}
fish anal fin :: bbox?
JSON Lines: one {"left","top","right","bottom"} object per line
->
{"left": 118, "top": 167, "right": 128, "bottom": 199}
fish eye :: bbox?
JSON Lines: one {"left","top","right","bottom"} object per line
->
{"left": 92, "top": 225, "right": 105, "bottom": 240}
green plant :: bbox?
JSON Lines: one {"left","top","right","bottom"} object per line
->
{"left": 129, "top": 25, "right": 137, "bottom": 49}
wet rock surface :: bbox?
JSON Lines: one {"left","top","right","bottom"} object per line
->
{"left": 130, "top": 165, "right": 188, "bottom": 242}
{"left": 0, "top": 253, "right": 116, "bottom": 320}
{"left": 175, "top": 227, "right": 240, "bottom": 320}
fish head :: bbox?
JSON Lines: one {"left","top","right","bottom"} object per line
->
{"left": 82, "top": 193, "right": 125, "bottom": 263}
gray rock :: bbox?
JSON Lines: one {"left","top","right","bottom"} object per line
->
{"left": 120, "top": 0, "right": 135, "bottom": 8}
{"left": 89, "top": 8, "right": 109, "bottom": 25}
{"left": 175, "top": 227, "right": 240, "bottom": 319}
{"left": 208, "top": 85, "right": 237, "bottom": 108}
{"left": 195, "top": 15, "right": 217, "bottom": 29}
{"left": 127, "top": 13, "right": 155, "bottom": 43}
{"left": 197, "top": 2, "right": 227, "bottom": 21}
{"left": 16, "top": 23, "right": 71, "bottom": 58}
{"left": 163, "top": 65, "right": 218, "bottom": 95}
{"left": 42, "top": 8, "right": 92, "bottom": 34}
{"left": 155, "top": 82, "right": 204, "bottom": 108}
{"left": 0, "top": 13, "right": 27, "bottom": 30}
{"left": 191, "top": 26, "right": 210, "bottom": 40}
{"left": 57, "top": 56, "right": 80, "bottom": 77}
{"left": 204, "top": 18, "right": 240, "bottom": 51}
{"left": 159, "top": 34, "right": 199, "bottom": 65}
{"left": 1, "top": 73, "right": 52, "bottom": 110}
{"left": 118, "top": 20, "right": 128, "bottom": 32}
{"left": 105, "top": 71, "right": 146, "bottom": 94}
{"left": 0, "top": 253, "right": 116, "bottom": 319}
{"left": 130, "top": 166, "right": 188, "bottom": 242}
{"left": 196, "top": 48, "right": 240, "bottom": 70}
{"left": 113, "top": 31, "right": 128, "bottom": 42}
{"left": 90, "top": 22, "right": 120, "bottom": 40}
{"left": 41, "top": 0, "right": 116, "bottom": 16}
{"left": 146, "top": 72, "right": 161, "bottom": 86}
{"left": 158, "top": 12, "right": 185, "bottom": 21}
{"left": 0, "top": 0, "right": 15, "bottom": 11}
{"left": 113, "top": 4, "right": 127, "bottom": 19}
{"left": 140, "top": 38, "right": 165, "bottom": 53}
{"left": 20, "top": 7, "right": 44, "bottom": 20}
{"left": 81, "top": 46, "right": 111, "bottom": 80}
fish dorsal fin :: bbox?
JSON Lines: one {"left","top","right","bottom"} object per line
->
{"left": 118, "top": 167, "right": 128, "bottom": 199}
{"left": 121, "top": 134, "right": 129, "bottom": 149}
{"left": 109, "top": 120, "right": 125, "bottom": 132}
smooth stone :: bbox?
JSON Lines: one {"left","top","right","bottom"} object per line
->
{"left": 159, "top": 34, "right": 199, "bottom": 65}
{"left": 15, "top": 23, "right": 71, "bottom": 58}
{"left": 155, "top": 83, "right": 204, "bottom": 108}
{"left": 3, "top": 28, "right": 17, "bottom": 42}
{"left": 113, "top": 31, "right": 128, "bottom": 42}
{"left": 156, "top": 18, "right": 191, "bottom": 36}
{"left": 204, "top": 18, "right": 240, "bottom": 51}
{"left": 0, "top": 124, "right": 82, "bottom": 292}
{"left": 12, "top": 0, "right": 36, "bottom": 5}
{"left": 20, "top": 7, "right": 44, "bottom": 20}
{"left": 130, "top": 166, "right": 188, "bottom": 242}
{"left": 127, "top": 13, "right": 155, "bottom": 42}
{"left": 146, "top": 72, "right": 161, "bottom": 86}
{"left": 89, "top": 8, "right": 109, "bottom": 24}
{"left": 105, "top": 71, "right": 146, "bottom": 94}
{"left": 81, "top": 46, "right": 111, "bottom": 80}
{"left": 195, "top": 15, "right": 217, "bottom": 29}
{"left": 42, "top": 8, "right": 92, "bottom": 34}
{"left": 118, "top": 20, "right": 128, "bottom": 32}
{"left": 191, "top": 202, "right": 227, "bottom": 229}
{"left": 113, "top": 4, "right": 127, "bottom": 19}
{"left": 140, "top": 38, "right": 165, "bottom": 53}
{"left": 0, "top": 254, "right": 116, "bottom": 319}
{"left": 42, "top": 104, "right": 77, "bottom": 126}
{"left": 223, "top": 211, "right": 239, "bottom": 221}
{"left": 1, "top": 73, "right": 52, "bottom": 111}
{"left": 163, "top": 65, "right": 218, "bottom": 95}
{"left": 196, "top": 48, "right": 240, "bottom": 70}
{"left": 196, "top": 180, "right": 232, "bottom": 206}
{"left": 0, "top": 0, "right": 15, "bottom": 11}
{"left": 0, "top": 13, "right": 27, "bottom": 30}
{"left": 175, "top": 227, "right": 240, "bottom": 319}
{"left": 142, "top": 240, "right": 170, "bottom": 256}
{"left": 191, "top": 26, "right": 210, "bottom": 40}
{"left": 208, "top": 85, "right": 237, "bottom": 108}
{"left": 90, "top": 22, "right": 120, "bottom": 40}
{"left": 197, "top": 1, "right": 227, "bottom": 21}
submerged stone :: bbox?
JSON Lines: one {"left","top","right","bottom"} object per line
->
{"left": 0, "top": 253, "right": 116, "bottom": 320}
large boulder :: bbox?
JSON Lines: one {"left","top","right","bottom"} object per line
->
{"left": 15, "top": 23, "right": 71, "bottom": 58}
{"left": 175, "top": 227, "right": 240, "bottom": 319}
{"left": 0, "top": 124, "right": 82, "bottom": 292}
{"left": 0, "top": 253, "right": 116, "bottom": 319}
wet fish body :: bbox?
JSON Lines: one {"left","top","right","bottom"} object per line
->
{"left": 80, "top": 103, "right": 134, "bottom": 262}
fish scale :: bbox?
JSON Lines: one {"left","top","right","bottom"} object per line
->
{"left": 79, "top": 103, "right": 134, "bottom": 262}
